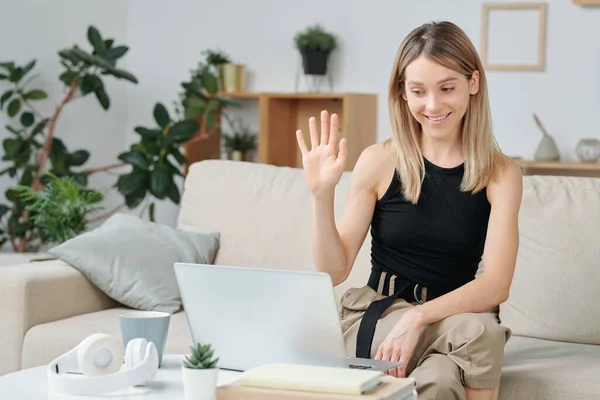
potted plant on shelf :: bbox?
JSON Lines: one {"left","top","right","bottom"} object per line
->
{"left": 222, "top": 116, "right": 257, "bottom": 161}
{"left": 294, "top": 24, "right": 338, "bottom": 75}
{"left": 182, "top": 342, "right": 220, "bottom": 400}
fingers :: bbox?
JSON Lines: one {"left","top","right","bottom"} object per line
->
{"left": 309, "top": 117, "right": 318, "bottom": 150}
{"left": 296, "top": 130, "right": 308, "bottom": 156}
{"left": 388, "top": 349, "right": 401, "bottom": 378}
{"left": 329, "top": 113, "right": 339, "bottom": 149}
{"left": 336, "top": 138, "right": 348, "bottom": 167}
{"left": 398, "top": 349, "right": 412, "bottom": 379}
{"left": 320, "top": 110, "right": 329, "bottom": 146}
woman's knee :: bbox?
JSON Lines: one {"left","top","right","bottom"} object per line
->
{"left": 442, "top": 313, "right": 510, "bottom": 352}
{"left": 410, "top": 355, "right": 466, "bottom": 400}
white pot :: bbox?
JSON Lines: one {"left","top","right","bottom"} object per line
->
{"left": 182, "top": 366, "right": 219, "bottom": 400}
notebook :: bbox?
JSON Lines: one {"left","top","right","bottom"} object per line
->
{"left": 237, "top": 363, "right": 383, "bottom": 395}
{"left": 217, "top": 375, "right": 416, "bottom": 400}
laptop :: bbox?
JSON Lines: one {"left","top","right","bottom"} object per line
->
{"left": 173, "top": 262, "right": 403, "bottom": 372}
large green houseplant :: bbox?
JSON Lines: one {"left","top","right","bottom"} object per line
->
{"left": 0, "top": 26, "right": 137, "bottom": 252}
{"left": 178, "top": 49, "right": 240, "bottom": 143}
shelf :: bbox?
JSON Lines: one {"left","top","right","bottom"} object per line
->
{"left": 513, "top": 159, "right": 600, "bottom": 177}
{"left": 216, "top": 92, "right": 358, "bottom": 100}
{"left": 190, "top": 92, "right": 378, "bottom": 171}
{"left": 572, "top": 0, "right": 600, "bottom": 5}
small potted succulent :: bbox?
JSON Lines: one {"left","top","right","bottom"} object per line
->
{"left": 294, "top": 24, "right": 338, "bottom": 75}
{"left": 182, "top": 342, "right": 220, "bottom": 400}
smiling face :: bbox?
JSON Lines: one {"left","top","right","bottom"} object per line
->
{"left": 401, "top": 55, "right": 479, "bottom": 141}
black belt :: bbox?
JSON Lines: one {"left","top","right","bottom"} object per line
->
{"left": 355, "top": 268, "right": 444, "bottom": 359}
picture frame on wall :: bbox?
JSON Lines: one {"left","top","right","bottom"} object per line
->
{"left": 480, "top": 2, "right": 548, "bottom": 71}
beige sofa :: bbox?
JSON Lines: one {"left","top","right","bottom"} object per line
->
{"left": 1, "top": 160, "right": 599, "bottom": 399}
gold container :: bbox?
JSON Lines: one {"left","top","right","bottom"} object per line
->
{"left": 219, "top": 64, "right": 246, "bottom": 93}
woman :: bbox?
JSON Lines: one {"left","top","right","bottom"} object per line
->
{"left": 295, "top": 21, "right": 522, "bottom": 400}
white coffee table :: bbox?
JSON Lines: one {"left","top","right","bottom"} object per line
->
{"left": 0, "top": 354, "right": 242, "bottom": 399}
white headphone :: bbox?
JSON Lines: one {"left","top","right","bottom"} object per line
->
{"left": 46, "top": 333, "right": 159, "bottom": 396}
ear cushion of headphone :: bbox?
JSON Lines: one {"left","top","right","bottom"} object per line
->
{"left": 124, "top": 338, "right": 148, "bottom": 370}
{"left": 76, "top": 333, "right": 123, "bottom": 376}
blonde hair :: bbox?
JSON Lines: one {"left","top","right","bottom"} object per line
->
{"left": 387, "top": 21, "right": 509, "bottom": 204}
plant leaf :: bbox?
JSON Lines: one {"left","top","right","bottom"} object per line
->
{"left": 67, "top": 150, "right": 90, "bottom": 167}
{"left": 170, "top": 119, "right": 199, "bottom": 143}
{"left": 9, "top": 67, "right": 24, "bottom": 83}
{"left": 7, "top": 98, "right": 20, "bottom": 117}
{"left": 166, "top": 180, "right": 180, "bottom": 204}
{"left": 81, "top": 74, "right": 102, "bottom": 95}
{"left": 87, "top": 26, "right": 105, "bottom": 54}
{"left": 22, "top": 60, "right": 36, "bottom": 76}
{"left": 118, "top": 151, "right": 151, "bottom": 170}
{"left": 149, "top": 202, "right": 155, "bottom": 222}
{"left": 205, "top": 112, "right": 217, "bottom": 130}
{"left": 124, "top": 187, "right": 147, "bottom": 209}
{"left": 117, "top": 169, "right": 148, "bottom": 196}
{"left": 109, "top": 68, "right": 138, "bottom": 84}
{"left": 206, "top": 99, "right": 219, "bottom": 112}
{"left": 150, "top": 164, "right": 170, "bottom": 199}
{"left": 3, "top": 138, "right": 20, "bottom": 156}
{"left": 134, "top": 127, "right": 159, "bottom": 140}
{"left": 59, "top": 71, "right": 78, "bottom": 86}
{"left": 104, "top": 46, "right": 128, "bottom": 61}
{"left": 170, "top": 147, "right": 187, "bottom": 165}
{"left": 153, "top": 103, "right": 170, "bottom": 128}
{"left": 20, "top": 112, "right": 34, "bottom": 127}
{"left": 95, "top": 87, "right": 110, "bottom": 110}
{"left": 218, "top": 96, "right": 242, "bottom": 107}
{"left": 0, "top": 73, "right": 7, "bottom": 80}
{"left": 201, "top": 71, "right": 219, "bottom": 94}
{"left": 1, "top": 90, "right": 13, "bottom": 109}
{"left": 24, "top": 90, "right": 48, "bottom": 100}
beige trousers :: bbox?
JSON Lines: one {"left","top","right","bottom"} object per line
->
{"left": 339, "top": 282, "right": 511, "bottom": 400}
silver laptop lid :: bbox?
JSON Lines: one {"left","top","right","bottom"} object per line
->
{"left": 174, "top": 263, "right": 349, "bottom": 371}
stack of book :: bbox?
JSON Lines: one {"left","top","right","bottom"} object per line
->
{"left": 217, "top": 363, "right": 417, "bottom": 400}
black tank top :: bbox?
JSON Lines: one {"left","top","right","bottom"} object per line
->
{"left": 370, "top": 157, "right": 491, "bottom": 293}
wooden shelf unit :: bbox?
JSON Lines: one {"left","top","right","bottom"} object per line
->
{"left": 514, "top": 159, "right": 600, "bottom": 177}
{"left": 202, "top": 92, "right": 378, "bottom": 171}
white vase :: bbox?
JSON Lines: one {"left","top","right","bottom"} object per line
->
{"left": 575, "top": 138, "right": 600, "bottom": 162}
{"left": 182, "top": 366, "right": 219, "bottom": 400}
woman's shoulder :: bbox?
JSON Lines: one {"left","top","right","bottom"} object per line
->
{"left": 486, "top": 154, "right": 523, "bottom": 205}
{"left": 352, "top": 140, "right": 397, "bottom": 196}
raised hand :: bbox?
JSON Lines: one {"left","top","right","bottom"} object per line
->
{"left": 296, "top": 110, "right": 348, "bottom": 196}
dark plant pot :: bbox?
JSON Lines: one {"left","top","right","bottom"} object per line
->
{"left": 301, "top": 49, "right": 330, "bottom": 75}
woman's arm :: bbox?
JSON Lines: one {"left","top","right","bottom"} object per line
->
{"left": 414, "top": 160, "right": 523, "bottom": 326}
{"left": 313, "top": 144, "right": 387, "bottom": 286}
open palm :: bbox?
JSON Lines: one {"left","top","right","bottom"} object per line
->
{"left": 296, "top": 110, "right": 348, "bottom": 195}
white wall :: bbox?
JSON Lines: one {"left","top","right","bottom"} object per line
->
{"left": 2, "top": 1, "right": 598, "bottom": 231}
{"left": 126, "top": 0, "right": 600, "bottom": 225}
{"left": 0, "top": 0, "right": 131, "bottom": 234}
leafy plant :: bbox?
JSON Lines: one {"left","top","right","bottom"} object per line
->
{"left": 294, "top": 24, "right": 338, "bottom": 52}
{"left": 202, "top": 49, "right": 231, "bottom": 67}
{"left": 0, "top": 25, "right": 137, "bottom": 252}
{"left": 14, "top": 173, "right": 103, "bottom": 244}
{"left": 183, "top": 343, "right": 219, "bottom": 369}
{"left": 222, "top": 115, "right": 257, "bottom": 152}
{"left": 177, "top": 49, "right": 240, "bottom": 134}
{"left": 116, "top": 103, "right": 199, "bottom": 220}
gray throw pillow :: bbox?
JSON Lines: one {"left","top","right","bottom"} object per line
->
{"left": 49, "top": 213, "right": 220, "bottom": 314}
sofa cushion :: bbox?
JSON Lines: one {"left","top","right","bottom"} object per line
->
{"left": 49, "top": 213, "right": 220, "bottom": 314}
{"left": 21, "top": 307, "right": 192, "bottom": 369}
{"left": 500, "top": 335, "right": 600, "bottom": 400}
{"left": 178, "top": 160, "right": 372, "bottom": 304}
{"left": 499, "top": 176, "right": 600, "bottom": 345}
